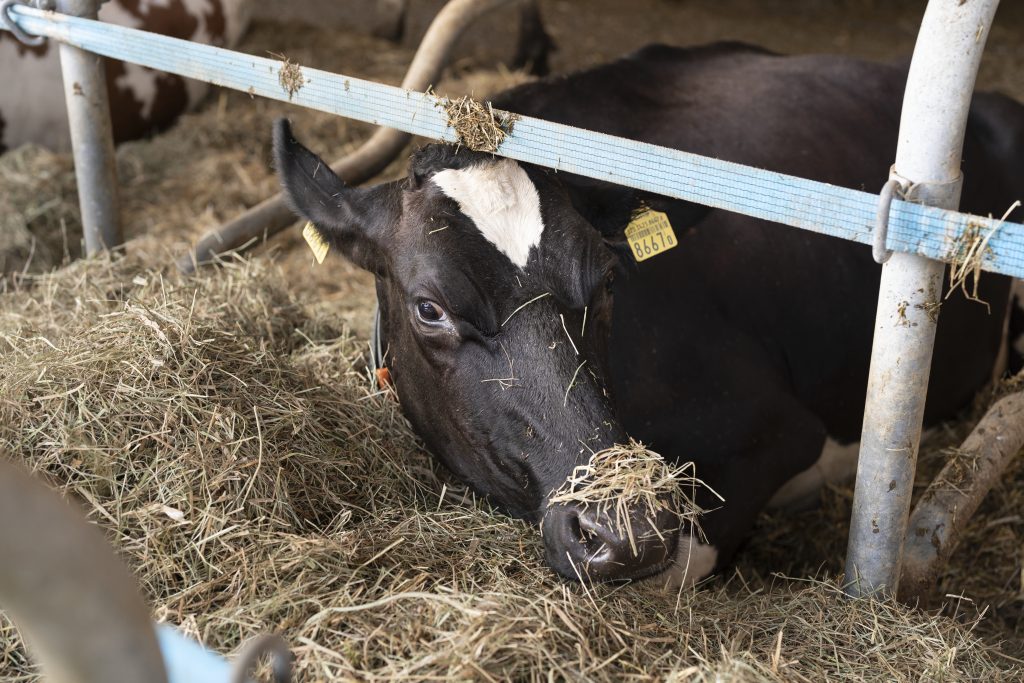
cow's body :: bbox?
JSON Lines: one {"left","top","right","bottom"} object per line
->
{"left": 276, "top": 43, "right": 1024, "bottom": 585}
{"left": 0, "top": 0, "right": 250, "bottom": 154}
{"left": 491, "top": 43, "right": 1017, "bottom": 561}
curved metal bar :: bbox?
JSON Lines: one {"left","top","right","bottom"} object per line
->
{"left": 844, "top": 0, "right": 1002, "bottom": 599}
{"left": 177, "top": 0, "right": 525, "bottom": 272}
{"left": 0, "top": 460, "right": 168, "bottom": 683}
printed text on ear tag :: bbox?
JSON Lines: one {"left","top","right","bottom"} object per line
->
{"left": 625, "top": 208, "right": 677, "bottom": 262}
{"left": 302, "top": 221, "right": 330, "bottom": 264}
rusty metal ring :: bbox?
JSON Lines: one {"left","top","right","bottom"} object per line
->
{"left": 229, "top": 633, "right": 292, "bottom": 683}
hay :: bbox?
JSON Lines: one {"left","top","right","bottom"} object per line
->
{"left": 274, "top": 54, "right": 306, "bottom": 101}
{"left": 0, "top": 249, "right": 1020, "bottom": 681}
{"left": 0, "top": 145, "right": 79, "bottom": 284}
{"left": 946, "top": 201, "right": 1021, "bottom": 312}
{"left": 439, "top": 94, "right": 519, "bottom": 153}
{"left": 548, "top": 440, "right": 710, "bottom": 555}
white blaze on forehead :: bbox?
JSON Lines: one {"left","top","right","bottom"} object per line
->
{"left": 431, "top": 159, "right": 545, "bottom": 269}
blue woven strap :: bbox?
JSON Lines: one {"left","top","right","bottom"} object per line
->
{"left": 7, "top": 5, "right": 1024, "bottom": 278}
{"left": 156, "top": 624, "right": 232, "bottom": 683}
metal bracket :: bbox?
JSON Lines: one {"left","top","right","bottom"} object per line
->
{"left": 873, "top": 165, "right": 964, "bottom": 265}
{"left": 1, "top": 0, "right": 53, "bottom": 46}
{"left": 873, "top": 167, "right": 910, "bottom": 265}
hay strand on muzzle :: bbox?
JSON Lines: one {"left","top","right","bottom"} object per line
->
{"left": 548, "top": 440, "right": 717, "bottom": 555}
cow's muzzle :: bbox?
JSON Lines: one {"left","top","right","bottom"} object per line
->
{"left": 541, "top": 496, "right": 680, "bottom": 582}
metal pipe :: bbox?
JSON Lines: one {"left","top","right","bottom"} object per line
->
{"left": 844, "top": 0, "right": 1001, "bottom": 598}
{"left": 177, "top": 0, "right": 524, "bottom": 272}
{"left": 0, "top": 460, "right": 167, "bottom": 683}
{"left": 56, "top": 0, "right": 121, "bottom": 254}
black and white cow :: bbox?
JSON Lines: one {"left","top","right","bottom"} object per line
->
{"left": 0, "top": 0, "right": 250, "bottom": 154}
{"left": 274, "top": 43, "right": 1024, "bottom": 585}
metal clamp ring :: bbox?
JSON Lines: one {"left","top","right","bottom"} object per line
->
{"left": 874, "top": 176, "right": 906, "bottom": 265}
{"left": 229, "top": 633, "right": 292, "bottom": 683}
{"left": 1, "top": 0, "right": 48, "bottom": 47}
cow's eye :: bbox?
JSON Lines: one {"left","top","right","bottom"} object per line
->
{"left": 416, "top": 300, "right": 447, "bottom": 323}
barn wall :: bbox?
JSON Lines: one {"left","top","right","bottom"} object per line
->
{"left": 253, "top": 0, "right": 540, "bottom": 70}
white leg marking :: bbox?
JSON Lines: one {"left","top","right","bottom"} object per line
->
{"left": 431, "top": 159, "right": 544, "bottom": 269}
{"left": 654, "top": 534, "right": 717, "bottom": 591}
{"left": 768, "top": 437, "right": 861, "bottom": 510}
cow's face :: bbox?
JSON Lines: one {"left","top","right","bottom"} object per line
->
{"left": 275, "top": 120, "right": 681, "bottom": 582}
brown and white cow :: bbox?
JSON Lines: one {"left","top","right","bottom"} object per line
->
{"left": 0, "top": 0, "right": 250, "bottom": 154}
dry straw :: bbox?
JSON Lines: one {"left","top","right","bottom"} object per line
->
{"left": 274, "top": 53, "right": 306, "bottom": 101}
{"left": 548, "top": 440, "right": 714, "bottom": 556}
{"left": 0, "top": 250, "right": 1018, "bottom": 681}
{"left": 946, "top": 200, "right": 1021, "bottom": 311}
{"left": 439, "top": 94, "right": 519, "bottom": 153}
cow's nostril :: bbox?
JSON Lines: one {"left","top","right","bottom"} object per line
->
{"left": 569, "top": 513, "right": 584, "bottom": 543}
{"left": 542, "top": 502, "right": 678, "bottom": 582}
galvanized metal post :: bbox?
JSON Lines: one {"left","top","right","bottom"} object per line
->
{"left": 56, "top": 0, "right": 122, "bottom": 254}
{"left": 844, "top": 0, "right": 1001, "bottom": 598}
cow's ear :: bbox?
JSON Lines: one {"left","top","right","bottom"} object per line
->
{"left": 273, "top": 118, "right": 399, "bottom": 275}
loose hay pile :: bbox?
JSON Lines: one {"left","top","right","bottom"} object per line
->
{"left": 0, "top": 145, "right": 79, "bottom": 282}
{"left": 0, "top": 248, "right": 1020, "bottom": 681}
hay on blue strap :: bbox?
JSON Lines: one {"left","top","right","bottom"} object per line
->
{"left": 7, "top": 5, "right": 1024, "bottom": 278}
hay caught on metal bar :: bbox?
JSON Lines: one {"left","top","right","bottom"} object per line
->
{"left": 275, "top": 53, "right": 306, "bottom": 101}
{"left": 439, "top": 94, "right": 519, "bottom": 152}
{"left": 946, "top": 201, "right": 1021, "bottom": 311}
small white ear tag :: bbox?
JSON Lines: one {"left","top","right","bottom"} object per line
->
{"left": 302, "top": 222, "right": 329, "bottom": 264}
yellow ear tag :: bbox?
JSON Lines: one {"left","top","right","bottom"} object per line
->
{"left": 302, "top": 221, "right": 329, "bottom": 264}
{"left": 624, "top": 208, "right": 677, "bottom": 262}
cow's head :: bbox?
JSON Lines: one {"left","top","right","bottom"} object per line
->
{"left": 274, "top": 120, "right": 683, "bottom": 582}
